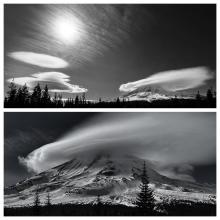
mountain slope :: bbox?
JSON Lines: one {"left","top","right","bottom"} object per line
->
{"left": 4, "top": 154, "right": 215, "bottom": 207}
{"left": 121, "top": 87, "right": 195, "bottom": 102}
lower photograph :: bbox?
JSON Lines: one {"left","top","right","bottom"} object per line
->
{"left": 4, "top": 112, "right": 216, "bottom": 216}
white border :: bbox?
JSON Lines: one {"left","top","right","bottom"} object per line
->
{"left": 0, "top": 1, "right": 219, "bottom": 220}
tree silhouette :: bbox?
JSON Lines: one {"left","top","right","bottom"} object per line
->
{"left": 4, "top": 83, "right": 216, "bottom": 108}
{"left": 75, "top": 95, "right": 79, "bottom": 105}
{"left": 33, "top": 188, "right": 41, "bottom": 215}
{"left": 16, "top": 87, "right": 23, "bottom": 106}
{"left": 82, "top": 93, "right": 86, "bottom": 104}
{"left": 34, "top": 190, "right": 40, "bottom": 207}
{"left": 31, "top": 83, "right": 42, "bottom": 106}
{"left": 206, "top": 88, "right": 213, "bottom": 102}
{"left": 16, "top": 84, "right": 29, "bottom": 106}
{"left": 116, "top": 97, "right": 120, "bottom": 104}
{"left": 57, "top": 94, "right": 63, "bottom": 107}
{"left": 41, "top": 85, "right": 50, "bottom": 106}
{"left": 46, "top": 192, "right": 51, "bottom": 206}
{"left": 135, "top": 162, "right": 155, "bottom": 214}
{"left": 196, "top": 91, "right": 201, "bottom": 101}
{"left": 6, "top": 81, "right": 17, "bottom": 106}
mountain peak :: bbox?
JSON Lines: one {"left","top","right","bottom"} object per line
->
{"left": 5, "top": 154, "right": 215, "bottom": 207}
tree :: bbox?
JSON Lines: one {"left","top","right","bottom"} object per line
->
{"left": 22, "top": 84, "right": 30, "bottom": 104}
{"left": 7, "top": 81, "right": 17, "bottom": 105}
{"left": 41, "top": 85, "right": 50, "bottom": 106}
{"left": 57, "top": 94, "right": 63, "bottom": 107}
{"left": 75, "top": 95, "right": 79, "bottom": 105}
{"left": 196, "top": 91, "right": 201, "bottom": 101}
{"left": 33, "top": 188, "right": 41, "bottom": 215}
{"left": 34, "top": 190, "right": 40, "bottom": 207}
{"left": 82, "top": 93, "right": 86, "bottom": 104}
{"left": 206, "top": 88, "right": 213, "bottom": 102}
{"left": 16, "top": 84, "right": 29, "bottom": 106}
{"left": 52, "top": 93, "right": 58, "bottom": 106}
{"left": 31, "top": 83, "right": 42, "bottom": 106}
{"left": 135, "top": 162, "right": 155, "bottom": 214}
{"left": 46, "top": 192, "right": 51, "bottom": 206}
{"left": 116, "top": 97, "right": 120, "bottom": 105}
{"left": 16, "top": 87, "right": 23, "bottom": 106}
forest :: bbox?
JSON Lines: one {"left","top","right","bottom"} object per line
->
{"left": 4, "top": 82, "right": 216, "bottom": 108}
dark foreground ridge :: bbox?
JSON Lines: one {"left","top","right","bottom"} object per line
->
{"left": 4, "top": 82, "right": 216, "bottom": 108}
{"left": 4, "top": 201, "right": 216, "bottom": 216}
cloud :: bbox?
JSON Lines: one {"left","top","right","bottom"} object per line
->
{"left": 7, "top": 72, "right": 87, "bottom": 93}
{"left": 19, "top": 113, "right": 215, "bottom": 182}
{"left": 8, "top": 51, "right": 68, "bottom": 68}
{"left": 6, "top": 5, "right": 153, "bottom": 68}
{"left": 119, "top": 67, "right": 213, "bottom": 93}
{"left": 155, "top": 163, "right": 196, "bottom": 182}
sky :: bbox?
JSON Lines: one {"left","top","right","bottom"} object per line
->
{"left": 4, "top": 4, "right": 216, "bottom": 100}
{"left": 5, "top": 112, "right": 216, "bottom": 186}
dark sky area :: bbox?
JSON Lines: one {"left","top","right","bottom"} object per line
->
{"left": 4, "top": 4, "right": 216, "bottom": 100}
{"left": 4, "top": 112, "right": 97, "bottom": 186}
{"left": 4, "top": 112, "right": 216, "bottom": 186}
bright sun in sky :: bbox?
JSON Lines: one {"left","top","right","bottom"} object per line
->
{"left": 54, "top": 17, "right": 81, "bottom": 44}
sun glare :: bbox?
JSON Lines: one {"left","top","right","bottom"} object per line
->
{"left": 54, "top": 17, "right": 81, "bottom": 44}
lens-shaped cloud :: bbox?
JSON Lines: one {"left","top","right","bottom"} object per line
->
{"left": 19, "top": 113, "right": 215, "bottom": 182}
{"left": 8, "top": 51, "right": 68, "bottom": 68}
{"left": 119, "top": 67, "right": 213, "bottom": 93}
{"left": 7, "top": 72, "right": 87, "bottom": 93}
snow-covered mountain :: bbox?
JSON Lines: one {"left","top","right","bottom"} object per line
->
{"left": 4, "top": 154, "right": 215, "bottom": 207}
{"left": 121, "top": 88, "right": 195, "bottom": 102}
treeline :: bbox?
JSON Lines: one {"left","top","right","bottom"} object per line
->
{"left": 4, "top": 201, "right": 216, "bottom": 216}
{"left": 4, "top": 82, "right": 216, "bottom": 108}
{"left": 5, "top": 162, "right": 156, "bottom": 216}
{"left": 4, "top": 162, "right": 216, "bottom": 216}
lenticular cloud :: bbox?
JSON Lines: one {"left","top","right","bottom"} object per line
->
{"left": 119, "top": 67, "right": 213, "bottom": 93}
{"left": 19, "top": 113, "right": 215, "bottom": 176}
{"left": 8, "top": 51, "right": 68, "bottom": 68}
{"left": 7, "top": 72, "right": 87, "bottom": 93}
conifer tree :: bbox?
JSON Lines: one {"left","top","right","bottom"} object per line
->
{"left": 75, "top": 95, "right": 79, "bottom": 105}
{"left": 82, "top": 93, "right": 86, "bottom": 104}
{"left": 46, "top": 192, "right": 51, "bottom": 206}
{"left": 41, "top": 85, "right": 50, "bottom": 106}
{"left": 21, "top": 84, "right": 30, "bottom": 105}
{"left": 135, "top": 162, "right": 155, "bottom": 214}
{"left": 31, "top": 83, "right": 42, "bottom": 106}
{"left": 7, "top": 81, "right": 17, "bottom": 105}
{"left": 196, "top": 91, "right": 201, "bottom": 101}
{"left": 206, "top": 88, "right": 213, "bottom": 102}
{"left": 16, "top": 84, "right": 29, "bottom": 106}
{"left": 16, "top": 87, "right": 23, "bottom": 106}
{"left": 33, "top": 188, "right": 41, "bottom": 215}
{"left": 34, "top": 189, "right": 40, "bottom": 207}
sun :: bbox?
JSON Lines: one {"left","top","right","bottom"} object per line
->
{"left": 54, "top": 17, "right": 81, "bottom": 45}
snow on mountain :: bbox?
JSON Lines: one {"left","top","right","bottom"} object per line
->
{"left": 4, "top": 154, "right": 215, "bottom": 207}
{"left": 121, "top": 88, "right": 194, "bottom": 102}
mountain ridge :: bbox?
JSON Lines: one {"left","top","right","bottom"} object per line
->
{"left": 4, "top": 153, "right": 215, "bottom": 207}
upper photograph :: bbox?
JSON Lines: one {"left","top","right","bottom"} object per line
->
{"left": 4, "top": 4, "right": 216, "bottom": 108}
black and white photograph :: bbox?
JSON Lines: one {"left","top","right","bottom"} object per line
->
{"left": 4, "top": 4, "right": 216, "bottom": 108}
{"left": 2, "top": 1, "right": 218, "bottom": 218}
{"left": 4, "top": 112, "right": 216, "bottom": 216}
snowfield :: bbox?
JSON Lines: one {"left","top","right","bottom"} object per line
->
{"left": 121, "top": 89, "right": 196, "bottom": 102}
{"left": 4, "top": 154, "right": 216, "bottom": 207}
